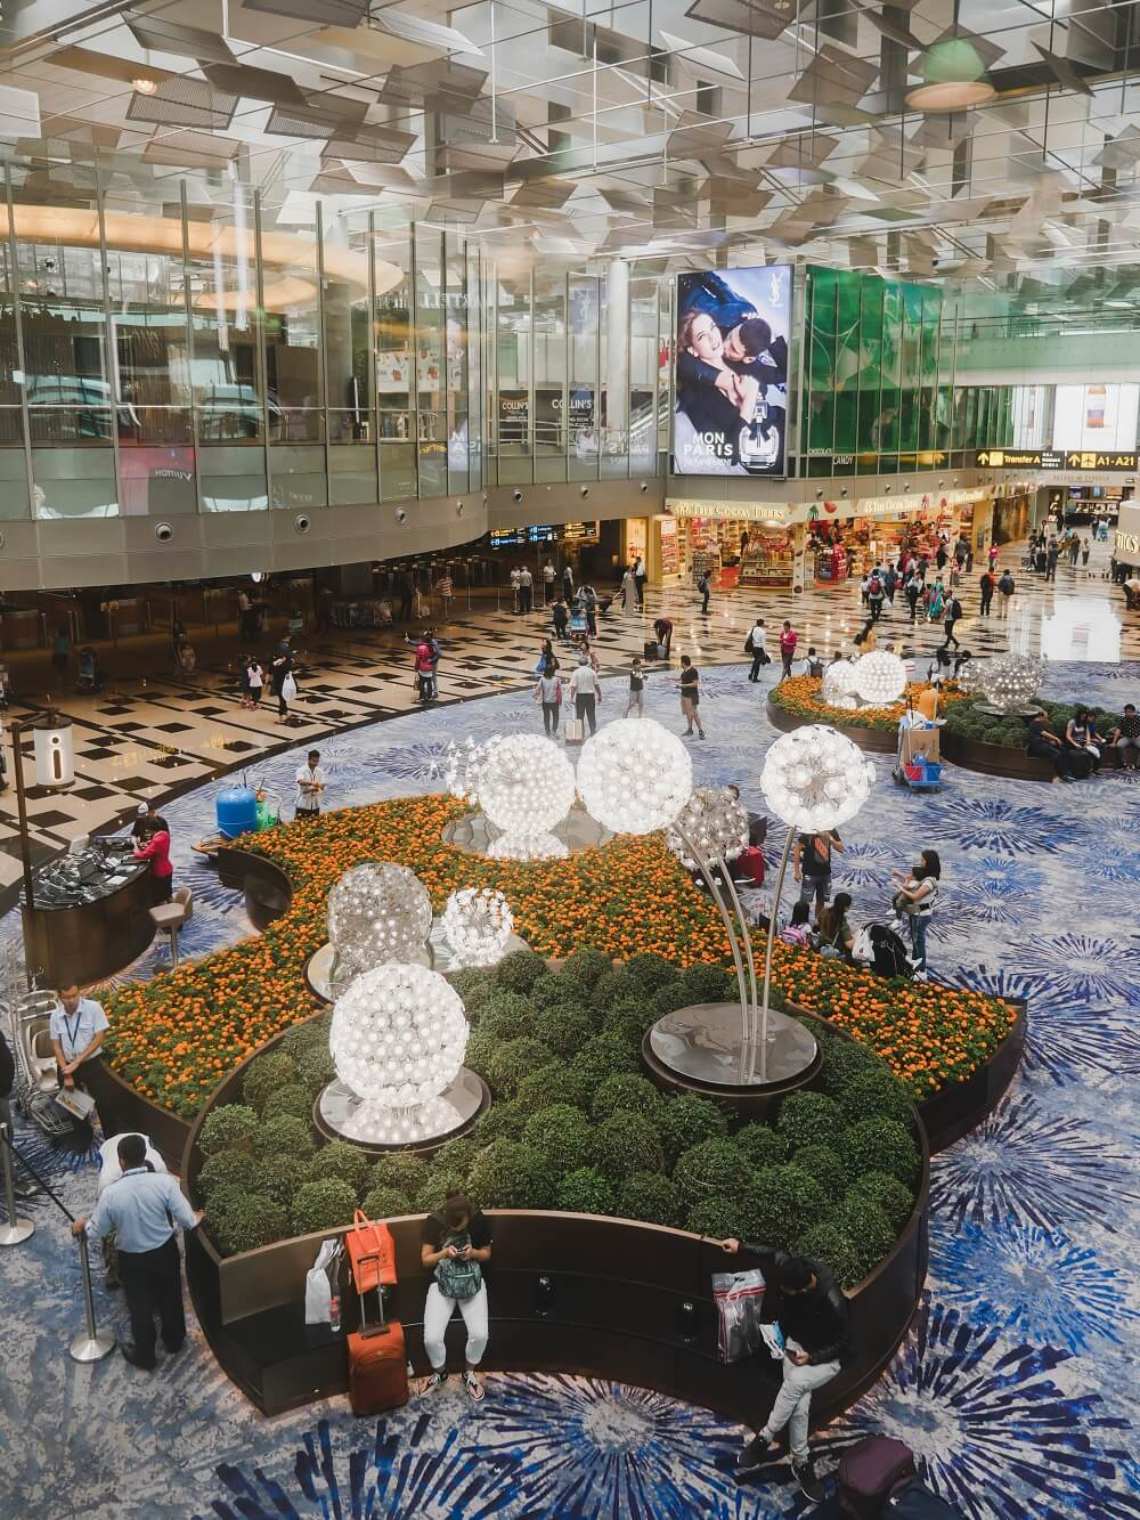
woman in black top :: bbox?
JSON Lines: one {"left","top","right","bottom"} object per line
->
{"left": 678, "top": 655, "right": 705, "bottom": 739}
{"left": 420, "top": 1191, "right": 493, "bottom": 1401}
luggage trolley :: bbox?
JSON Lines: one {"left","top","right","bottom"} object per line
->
{"left": 893, "top": 715, "right": 944, "bottom": 792}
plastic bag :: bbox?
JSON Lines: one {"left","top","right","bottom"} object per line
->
{"left": 305, "top": 1238, "right": 343, "bottom": 1325}
{"left": 712, "top": 1267, "right": 767, "bottom": 1364}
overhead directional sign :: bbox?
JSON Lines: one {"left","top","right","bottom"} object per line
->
{"left": 974, "top": 447, "right": 1139, "bottom": 472}
{"left": 1063, "top": 450, "right": 1140, "bottom": 472}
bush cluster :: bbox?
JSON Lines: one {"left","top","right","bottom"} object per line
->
{"left": 196, "top": 960, "right": 921, "bottom": 1284}
{"left": 944, "top": 695, "right": 1125, "bottom": 751}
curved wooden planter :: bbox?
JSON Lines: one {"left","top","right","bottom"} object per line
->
{"left": 180, "top": 1010, "right": 930, "bottom": 1423}
{"left": 215, "top": 846, "right": 293, "bottom": 930}
{"left": 940, "top": 731, "right": 1054, "bottom": 782}
{"left": 766, "top": 695, "right": 898, "bottom": 753}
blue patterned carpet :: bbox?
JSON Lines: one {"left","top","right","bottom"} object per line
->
{"left": 1, "top": 660, "right": 1138, "bottom": 1520}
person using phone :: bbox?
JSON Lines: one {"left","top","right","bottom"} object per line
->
{"left": 420, "top": 1190, "right": 494, "bottom": 1401}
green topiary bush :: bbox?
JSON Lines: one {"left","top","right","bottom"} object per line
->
{"left": 196, "top": 1148, "right": 262, "bottom": 1200}
{"left": 602, "top": 993, "right": 657, "bottom": 1039}
{"left": 791, "top": 1144, "right": 847, "bottom": 1202}
{"left": 531, "top": 974, "right": 590, "bottom": 1012}
{"left": 623, "top": 952, "right": 678, "bottom": 992}
{"left": 478, "top": 991, "right": 539, "bottom": 1042}
{"left": 261, "top": 1082, "right": 312, "bottom": 1122}
{"left": 734, "top": 1123, "right": 790, "bottom": 1170}
{"left": 447, "top": 966, "right": 494, "bottom": 1004}
{"left": 253, "top": 1114, "right": 315, "bottom": 1161}
{"left": 556, "top": 1166, "right": 618, "bottom": 1214}
{"left": 281, "top": 1018, "right": 330, "bottom": 1064}
{"left": 303, "top": 1140, "right": 370, "bottom": 1192}
{"left": 415, "top": 1166, "right": 469, "bottom": 1214}
{"left": 211, "top": 1193, "right": 288, "bottom": 1256}
{"left": 494, "top": 948, "right": 548, "bottom": 993}
{"left": 367, "top": 1151, "right": 428, "bottom": 1198}
{"left": 828, "top": 1198, "right": 896, "bottom": 1280}
{"left": 359, "top": 1186, "right": 413, "bottom": 1221}
{"left": 618, "top": 1171, "right": 684, "bottom": 1228}
{"left": 777, "top": 1091, "right": 844, "bottom": 1152}
{"left": 242, "top": 1051, "right": 298, "bottom": 1113}
{"left": 522, "top": 1103, "right": 593, "bottom": 1173}
{"left": 679, "top": 963, "right": 734, "bottom": 1004}
{"left": 836, "top": 1069, "right": 915, "bottom": 1129}
{"left": 738, "top": 1165, "right": 827, "bottom": 1251}
{"left": 472, "top": 1100, "right": 528, "bottom": 1144}
{"left": 259, "top": 1153, "right": 310, "bottom": 1209}
{"left": 467, "top": 1139, "right": 555, "bottom": 1209}
{"left": 590, "top": 1073, "right": 663, "bottom": 1122}
{"left": 200, "top": 1103, "right": 260, "bottom": 1156}
{"left": 839, "top": 1118, "right": 920, "bottom": 1187}
{"left": 534, "top": 1005, "right": 596, "bottom": 1059}
{"left": 590, "top": 968, "right": 636, "bottom": 1010}
{"left": 846, "top": 1171, "right": 916, "bottom": 1231}
{"left": 652, "top": 979, "right": 691, "bottom": 1016}
{"left": 559, "top": 945, "right": 612, "bottom": 990}
{"left": 796, "top": 1218, "right": 864, "bottom": 1288}
{"left": 290, "top": 1178, "right": 358, "bottom": 1235}
{"left": 590, "top": 1111, "right": 665, "bottom": 1181}
{"left": 658, "top": 1094, "right": 729, "bottom": 1166}
{"left": 482, "top": 1036, "right": 555, "bottom": 1097}
{"left": 673, "top": 1138, "right": 751, "bottom": 1209}
{"left": 296, "top": 1044, "right": 336, "bottom": 1095}
{"left": 686, "top": 1196, "right": 744, "bottom": 1239}
{"left": 432, "top": 1137, "right": 477, "bottom": 1176}
{"left": 463, "top": 1024, "right": 502, "bottom": 1077}
{"left": 512, "top": 1061, "right": 587, "bottom": 1115}
{"left": 569, "top": 1031, "right": 641, "bottom": 1093}
{"left": 816, "top": 1036, "right": 882, "bottom": 1097}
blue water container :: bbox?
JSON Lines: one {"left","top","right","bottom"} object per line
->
{"left": 216, "top": 785, "right": 259, "bottom": 840}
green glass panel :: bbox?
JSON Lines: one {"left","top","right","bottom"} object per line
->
{"left": 899, "top": 282, "right": 922, "bottom": 452}
{"left": 878, "top": 283, "right": 902, "bottom": 452}
{"left": 918, "top": 288, "right": 940, "bottom": 452}
{"left": 857, "top": 275, "right": 883, "bottom": 454}
{"left": 833, "top": 269, "right": 861, "bottom": 453}
{"left": 806, "top": 266, "right": 836, "bottom": 454}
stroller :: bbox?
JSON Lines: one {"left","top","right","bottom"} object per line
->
{"left": 76, "top": 646, "right": 102, "bottom": 692}
{"left": 852, "top": 923, "right": 914, "bottom": 979}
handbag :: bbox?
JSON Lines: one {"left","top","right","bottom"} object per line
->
{"left": 434, "top": 1231, "right": 482, "bottom": 1300}
{"left": 712, "top": 1267, "right": 767, "bottom": 1364}
{"left": 281, "top": 673, "right": 298, "bottom": 701}
{"left": 345, "top": 1211, "right": 397, "bottom": 1295}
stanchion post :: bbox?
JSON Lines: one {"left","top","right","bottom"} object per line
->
{"left": 69, "top": 1230, "right": 116, "bottom": 1363}
{"left": 0, "top": 1122, "right": 34, "bottom": 1246}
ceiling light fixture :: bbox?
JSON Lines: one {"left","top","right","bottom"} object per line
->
{"left": 132, "top": 77, "right": 159, "bottom": 95}
{"left": 905, "top": 39, "right": 995, "bottom": 112}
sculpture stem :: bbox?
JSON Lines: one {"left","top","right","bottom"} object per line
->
{"left": 679, "top": 828, "right": 750, "bottom": 1082}
{"left": 757, "top": 826, "right": 795, "bottom": 1085}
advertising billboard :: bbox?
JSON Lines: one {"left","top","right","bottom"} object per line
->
{"left": 673, "top": 265, "right": 792, "bottom": 478}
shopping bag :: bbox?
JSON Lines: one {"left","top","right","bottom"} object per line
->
{"left": 345, "top": 1211, "right": 397, "bottom": 1295}
{"left": 712, "top": 1267, "right": 767, "bottom": 1364}
{"left": 563, "top": 717, "right": 585, "bottom": 743}
{"left": 281, "top": 673, "right": 298, "bottom": 701}
{"left": 305, "top": 1238, "right": 343, "bottom": 1325}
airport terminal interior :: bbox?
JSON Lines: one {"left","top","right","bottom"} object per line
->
{"left": 0, "top": 1, "right": 1139, "bottom": 1517}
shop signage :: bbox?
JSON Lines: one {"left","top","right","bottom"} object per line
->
{"left": 667, "top": 498, "right": 794, "bottom": 525}
{"left": 1115, "top": 530, "right": 1140, "bottom": 556}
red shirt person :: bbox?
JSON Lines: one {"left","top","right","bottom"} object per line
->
{"left": 133, "top": 822, "right": 173, "bottom": 903}
{"left": 778, "top": 621, "right": 798, "bottom": 680}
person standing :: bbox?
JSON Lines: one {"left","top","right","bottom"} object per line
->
{"left": 534, "top": 664, "right": 562, "bottom": 736}
{"left": 519, "top": 565, "right": 533, "bottom": 614}
{"left": 866, "top": 568, "right": 885, "bottom": 623}
{"left": 412, "top": 636, "right": 435, "bottom": 702}
{"left": 746, "top": 617, "right": 768, "bottom": 681}
{"left": 581, "top": 583, "right": 598, "bottom": 637}
{"left": 73, "top": 1134, "right": 202, "bottom": 1371}
{"left": 625, "top": 657, "right": 645, "bottom": 718}
{"left": 978, "top": 569, "right": 994, "bottom": 616}
{"left": 1081, "top": 536, "right": 1091, "bottom": 567}
{"left": 997, "top": 568, "right": 1015, "bottom": 619}
{"left": 621, "top": 564, "right": 639, "bottom": 614}
{"left": 883, "top": 563, "right": 898, "bottom": 606}
{"left": 905, "top": 570, "right": 922, "bottom": 624}
{"left": 50, "top": 984, "right": 110, "bottom": 1131}
{"left": 892, "top": 848, "right": 940, "bottom": 981}
{"left": 724, "top": 1242, "right": 848, "bottom": 1502}
{"left": 419, "top": 1190, "right": 493, "bottom": 1401}
{"left": 633, "top": 554, "right": 646, "bottom": 609}
{"left": 562, "top": 563, "right": 574, "bottom": 602}
{"left": 678, "top": 655, "right": 705, "bottom": 740}
{"left": 246, "top": 657, "right": 263, "bottom": 707}
{"left": 52, "top": 623, "right": 72, "bottom": 682}
{"left": 778, "top": 621, "right": 798, "bottom": 682}
{"left": 543, "top": 559, "right": 556, "bottom": 599}
{"left": 133, "top": 818, "right": 173, "bottom": 904}
{"left": 436, "top": 571, "right": 454, "bottom": 620}
{"left": 792, "top": 830, "right": 843, "bottom": 913}
{"left": 942, "top": 592, "right": 963, "bottom": 650}
{"left": 987, "top": 542, "right": 999, "bottom": 572}
{"left": 1046, "top": 542, "right": 1059, "bottom": 582}
{"left": 510, "top": 566, "right": 522, "bottom": 614}
{"left": 697, "top": 570, "right": 711, "bottom": 616}
{"left": 295, "top": 749, "right": 326, "bottom": 820}
{"left": 569, "top": 655, "right": 599, "bottom": 735}
{"left": 237, "top": 587, "right": 255, "bottom": 643}
{"left": 551, "top": 595, "right": 569, "bottom": 642}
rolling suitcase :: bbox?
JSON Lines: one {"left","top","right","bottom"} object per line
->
{"left": 644, "top": 639, "right": 659, "bottom": 659}
{"left": 887, "top": 1480, "right": 964, "bottom": 1518}
{"left": 839, "top": 1436, "right": 916, "bottom": 1519}
{"left": 732, "top": 845, "right": 765, "bottom": 886}
{"left": 347, "top": 1282, "right": 408, "bottom": 1415}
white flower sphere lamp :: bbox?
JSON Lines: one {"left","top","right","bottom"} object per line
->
{"left": 476, "top": 732, "right": 577, "bottom": 860}
{"left": 853, "top": 651, "right": 908, "bottom": 707}
{"left": 321, "top": 963, "right": 485, "bottom": 1146}
{"left": 576, "top": 717, "right": 693, "bottom": 835}
{"left": 441, "top": 886, "right": 514, "bottom": 969}
{"left": 976, "top": 654, "right": 1043, "bottom": 716}
{"left": 755, "top": 725, "right": 875, "bottom": 1079}
{"left": 327, "top": 862, "right": 433, "bottom": 993}
{"left": 821, "top": 658, "right": 860, "bottom": 711}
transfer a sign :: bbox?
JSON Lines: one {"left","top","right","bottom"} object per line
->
{"left": 975, "top": 449, "right": 1062, "bottom": 469}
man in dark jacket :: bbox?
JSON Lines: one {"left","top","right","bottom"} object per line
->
{"left": 721, "top": 1242, "right": 849, "bottom": 1501}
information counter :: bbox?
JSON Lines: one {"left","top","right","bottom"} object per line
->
{"left": 21, "top": 840, "right": 155, "bottom": 988}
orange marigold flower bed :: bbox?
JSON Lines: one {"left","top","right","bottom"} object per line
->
{"left": 771, "top": 675, "right": 967, "bottom": 731}
{"left": 101, "top": 793, "right": 1016, "bottom": 1116}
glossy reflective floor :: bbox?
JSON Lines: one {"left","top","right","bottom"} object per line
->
{"left": 1, "top": 647, "right": 1138, "bottom": 1520}
{"left": 1, "top": 533, "right": 1136, "bottom": 898}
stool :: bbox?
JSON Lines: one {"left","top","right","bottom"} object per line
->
{"left": 150, "top": 887, "right": 193, "bottom": 965}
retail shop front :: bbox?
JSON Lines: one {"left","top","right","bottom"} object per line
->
{"left": 664, "top": 487, "right": 994, "bottom": 591}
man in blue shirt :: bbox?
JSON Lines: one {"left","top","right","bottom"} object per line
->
{"left": 72, "top": 1134, "right": 202, "bottom": 1370}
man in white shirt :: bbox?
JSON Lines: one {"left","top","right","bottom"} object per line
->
{"left": 543, "top": 560, "right": 556, "bottom": 590}
{"left": 50, "top": 984, "right": 109, "bottom": 1129}
{"left": 633, "top": 555, "right": 646, "bottom": 609}
{"left": 295, "top": 749, "right": 326, "bottom": 820}
{"left": 509, "top": 566, "right": 522, "bottom": 613}
{"left": 569, "top": 656, "right": 600, "bottom": 735}
{"left": 519, "top": 565, "right": 534, "bottom": 614}
{"left": 747, "top": 618, "right": 768, "bottom": 682}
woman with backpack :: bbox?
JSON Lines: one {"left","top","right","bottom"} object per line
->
{"left": 891, "top": 849, "right": 940, "bottom": 981}
{"left": 420, "top": 1191, "right": 493, "bottom": 1401}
